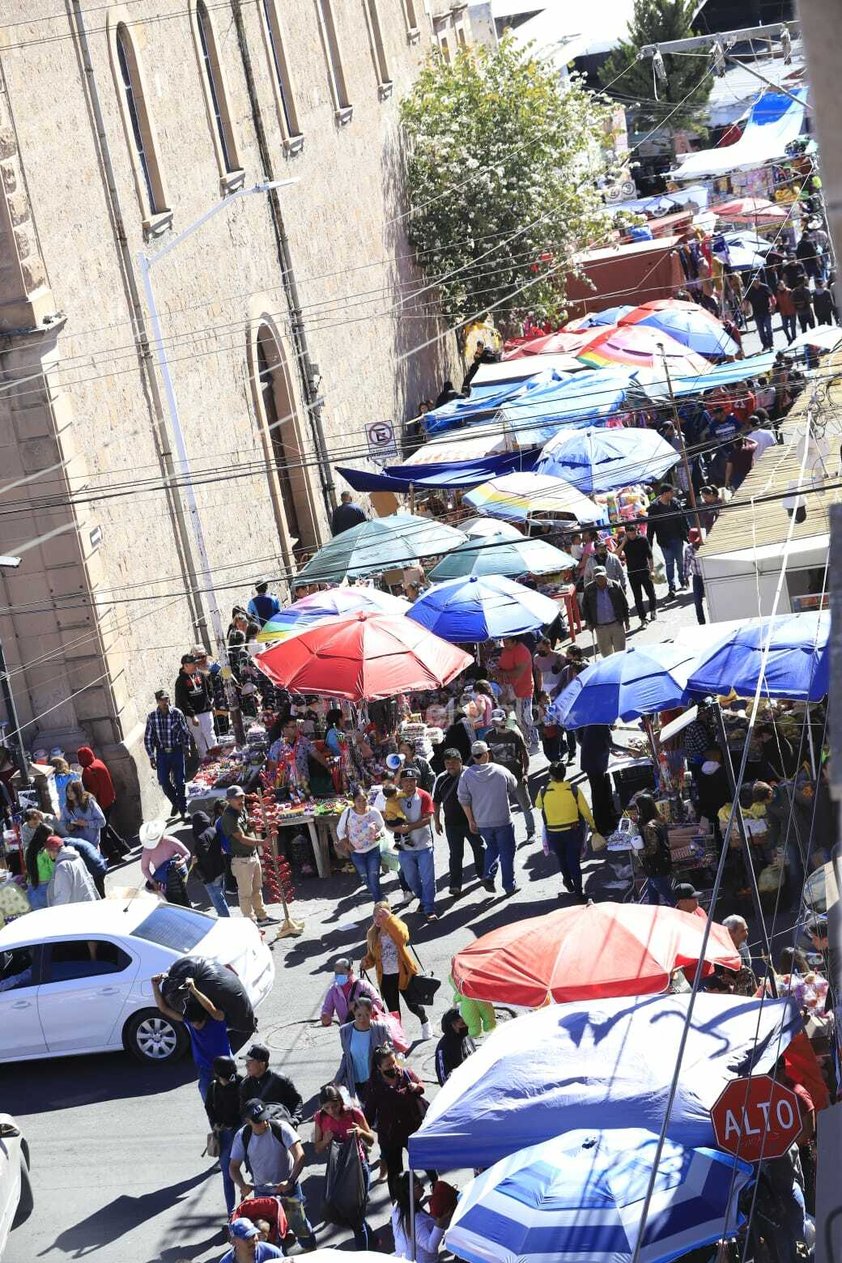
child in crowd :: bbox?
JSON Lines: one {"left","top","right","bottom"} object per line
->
{"left": 381, "top": 784, "right": 407, "bottom": 827}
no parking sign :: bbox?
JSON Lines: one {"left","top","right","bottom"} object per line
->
{"left": 366, "top": 420, "right": 398, "bottom": 466}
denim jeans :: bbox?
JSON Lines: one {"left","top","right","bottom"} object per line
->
{"left": 480, "top": 823, "right": 517, "bottom": 892}
{"left": 644, "top": 874, "right": 675, "bottom": 906}
{"left": 513, "top": 780, "right": 535, "bottom": 835}
{"left": 155, "top": 747, "right": 187, "bottom": 814}
{"left": 218, "top": 1126, "right": 237, "bottom": 1214}
{"left": 514, "top": 695, "right": 538, "bottom": 747}
{"left": 781, "top": 313, "right": 796, "bottom": 343}
{"left": 692, "top": 574, "right": 705, "bottom": 624}
{"left": 660, "top": 538, "right": 685, "bottom": 591}
{"left": 198, "top": 1064, "right": 214, "bottom": 1101}
{"left": 398, "top": 846, "right": 436, "bottom": 914}
{"left": 444, "top": 822, "right": 485, "bottom": 890}
{"left": 351, "top": 845, "right": 382, "bottom": 902}
{"left": 755, "top": 311, "right": 774, "bottom": 349}
{"left": 204, "top": 873, "right": 230, "bottom": 917}
{"left": 546, "top": 824, "right": 584, "bottom": 894}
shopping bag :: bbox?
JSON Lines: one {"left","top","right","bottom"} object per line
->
{"left": 381, "top": 1009, "right": 410, "bottom": 1053}
{"left": 323, "top": 1137, "right": 367, "bottom": 1225}
{"left": 379, "top": 834, "right": 401, "bottom": 872}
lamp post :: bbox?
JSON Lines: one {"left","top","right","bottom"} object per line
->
{"left": 0, "top": 555, "right": 28, "bottom": 786}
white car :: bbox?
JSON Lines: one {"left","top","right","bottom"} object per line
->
{"left": 0, "top": 1114, "right": 32, "bottom": 1256}
{"left": 0, "top": 901, "right": 275, "bottom": 1065}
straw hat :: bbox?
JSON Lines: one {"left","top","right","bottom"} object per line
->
{"left": 139, "top": 819, "right": 167, "bottom": 848}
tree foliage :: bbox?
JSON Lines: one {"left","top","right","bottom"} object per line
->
{"left": 599, "top": 0, "right": 712, "bottom": 132}
{"left": 400, "top": 36, "right": 619, "bottom": 331}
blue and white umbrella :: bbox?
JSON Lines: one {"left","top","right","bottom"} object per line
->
{"left": 538, "top": 426, "right": 680, "bottom": 493}
{"left": 446, "top": 1127, "right": 753, "bottom": 1263}
{"left": 551, "top": 644, "right": 696, "bottom": 726}
{"left": 686, "top": 610, "right": 830, "bottom": 703}
{"left": 406, "top": 574, "right": 560, "bottom": 643}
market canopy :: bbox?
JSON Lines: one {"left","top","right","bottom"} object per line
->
{"left": 551, "top": 643, "right": 696, "bottom": 726}
{"left": 334, "top": 449, "right": 537, "bottom": 493}
{"left": 538, "top": 425, "right": 680, "bottom": 494}
{"left": 292, "top": 513, "right": 466, "bottom": 585}
{"left": 428, "top": 533, "right": 577, "bottom": 581}
{"left": 494, "top": 368, "right": 634, "bottom": 446}
{"left": 686, "top": 610, "right": 830, "bottom": 703}
{"left": 672, "top": 88, "right": 808, "bottom": 181}
{"left": 446, "top": 1128, "right": 753, "bottom": 1263}
{"left": 408, "top": 993, "right": 800, "bottom": 1169}
{"left": 254, "top": 612, "right": 472, "bottom": 701}
{"left": 669, "top": 350, "right": 778, "bottom": 397}
{"left": 464, "top": 472, "right": 606, "bottom": 524}
{"left": 406, "top": 574, "right": 559, "bottom": 643}
{"left": 451, "top": 903, "right": 741, "bottom": 1007}
{"left": 257, "top": 586, "right": 409, "bottom": 642}
{"left": 423, "top": 368, "right": 571, "bottom": 435}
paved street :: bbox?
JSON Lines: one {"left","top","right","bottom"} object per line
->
{"left": 3, "top": 578, "right": 747, "bottom": 1263}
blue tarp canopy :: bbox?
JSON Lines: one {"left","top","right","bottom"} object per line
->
{"left": 424, "top": 368, "right": 573, "bottom": 436}
{"left": 408, "top": 993, "right": 800, "bottom": 1170}
{"left": 335, "top": 449, "right": 538, "bottom": 493}
{"left": 495, "top": 368, "right": 633, "bottom": 447}
{"left": 669, "top": 350, "right": 778, "bottom": 397}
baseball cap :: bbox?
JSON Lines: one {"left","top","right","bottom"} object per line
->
{"left": 180, "top": 653, "right": 197, "bottom": 665}
{"left": 491, "top": 708, "right": 506, "bottom": 722}
{"left": 400, "top": 766, "right": 419, "bottom": 780}
{"left": 592, "top": 565, "right": 607, "bottom": 577}
{"left": 225, "top": 785, "right": 246, "bottom": 800}
{"left": 154, "top": 688, "right": 169, "bottom": 701}
{"left": 673, "top": 882, "right": 701, "bottom": 900}
{"left": 243, "top": 1042, "right": 270, "bottom": 1063}
{"left": 471, "top": 740, "right": 489, "bottom": 756}
{"left": 242, "top": 1098, "right": 270, "bottom": 1122}
{"left": 230, "top": 1217, "right": 261, "bottom": 1240}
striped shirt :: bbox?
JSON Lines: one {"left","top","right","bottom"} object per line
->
{"left": 144, "top": 706, "right": 192, "bottom": 757}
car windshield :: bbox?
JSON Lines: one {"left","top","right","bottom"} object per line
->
{"left": 130, "top": 906, "right": 212, "bottom": 953}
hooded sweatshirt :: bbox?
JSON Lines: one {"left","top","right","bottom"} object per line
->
{"left": 47, "top": 845, "right": 101, "bottom": 905}
{"left": 77, "top": 747, "right": 116, "bottom": 810}
{"left": 457, "top": 762, "right": 516, "bottom": 829}
{"left": 435, "top": 1018, "right": 476, "bottom": 1085}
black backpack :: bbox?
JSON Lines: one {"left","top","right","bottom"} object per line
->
{"left": 241, "top": 1102, "right": 293, "bottom": 1170}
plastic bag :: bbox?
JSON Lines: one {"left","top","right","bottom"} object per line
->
{"left": 323, "top": 1137, "right": 367, "bottom": 1225}
{"left": 380, "top": 1009, "right": 409, "bottom": 1053}
{"left": 590, "top": 831, "right": 607, "bottom": 852}
{"left": 162, "top": 955, "right": 257, "bottom": 1034}
{"left": 379, "top": 835, "right": 401, "bottom": 872}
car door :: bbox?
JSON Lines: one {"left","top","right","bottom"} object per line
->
{"left": 37, "top": 937, "right": 140, "bottom": 1053}
{"left": 0, "top": 947, "right": 46, "bottom": 1060}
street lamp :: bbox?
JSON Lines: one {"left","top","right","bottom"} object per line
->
{"left": 0, "top": 555, "right": 28, "bottom": 784}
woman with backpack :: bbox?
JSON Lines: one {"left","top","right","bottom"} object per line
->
{"left": 633, "top": 793, "right": 674, "bottom": 906}
{"left": 535, "top": 762, "right": 595, "bottom": 899}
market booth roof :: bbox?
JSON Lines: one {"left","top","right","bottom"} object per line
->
{"left": 451, "top": 903, "right": 741, "bottom": 1008}
{"left": 672, "top": 88, "right": 808, "bottom": 181}
{"left": 254, "top": 612, "right": 472, "bottom": 701}
{"left": 293, "top": 513, "right": 466, "bottom": 585}
{"left": 408, "top": 993, "right": 801, "bottom": 1170}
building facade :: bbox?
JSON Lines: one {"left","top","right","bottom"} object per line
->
{"left": 0, "top": 0, "right": 459, "bottom": 822}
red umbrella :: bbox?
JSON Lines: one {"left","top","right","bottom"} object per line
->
{"left": 254, "top": 612, "right": 473, "bottom": 701}
{"left": 502, "top": 330, "right": 595, "bottom": 359}
{"left": 712, "top": 197, "right": 787, "bottom": 223}
{"left": 451, "top": 901, "right": 741, "bottom": 1007}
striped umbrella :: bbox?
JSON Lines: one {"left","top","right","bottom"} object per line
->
{"left": 428, "top": 534, "right": 576, "bottom": 581}
{"left": 619, "top": 301, "right": 739, "bottom": 361}
{"left": 575, "top": 325, "right": 710, "bottom": 375}
{"left": 257, "top": 587, "right": 409, "bottom": 642}
{"left": 463, "top": 472, "right": 605, "bottom": 524}
{"left": 446, "top": 1128, "right": 753, "bottom": 1263}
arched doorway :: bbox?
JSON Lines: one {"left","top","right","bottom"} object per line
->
{"left": 251, "top": 322, "right": 317, "bottom": 564}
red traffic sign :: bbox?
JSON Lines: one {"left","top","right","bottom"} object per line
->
{"left": 711, "top": 1075, "right": 802, "bottom": 1163}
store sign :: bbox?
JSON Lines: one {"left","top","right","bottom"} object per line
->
{"left": 711, "top": 1075, "right": 801, "bottom": 1162}
{"left": 366, "top": 420, "right": 398, "bottom": 467}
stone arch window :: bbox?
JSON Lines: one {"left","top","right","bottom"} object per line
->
{"left": 249, "top": 322, "right": 317, "bottom": 560}
{"left": 111, "top": 20, "right": 170, "bottom": 228}
{"left": 261, "top": 0, "right": 303, "bottom": 150}
{"left": 194, "top": 0, "right": 242, "bottom": 184}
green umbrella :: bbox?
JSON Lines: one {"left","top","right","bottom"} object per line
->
{"left": 428, "top": 532, "right": 576, "bottom": 581}
{"left": 294, "top": 513, "right": 467, "bottom": 584}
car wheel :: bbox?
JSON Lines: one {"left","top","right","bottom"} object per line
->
{"left": 123, "top": 1009, "right": 188, "bottom": 1064}
{"left": 12, "top": 1165, "right": 33, "bottom": 1229}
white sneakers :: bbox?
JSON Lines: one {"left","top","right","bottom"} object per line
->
{"left": 420, "top": 1021, "right": 432, "bottom": 1040}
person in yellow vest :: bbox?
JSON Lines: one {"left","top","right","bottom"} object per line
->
{"left": 535, "top": 763, "right": 595, "bottom": 900}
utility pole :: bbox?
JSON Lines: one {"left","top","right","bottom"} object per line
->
{"left": 657, "top": 344, "right": 700, "bottom": 530}
{"left": 639, "top": 20, "right": 799, "bottom": 58}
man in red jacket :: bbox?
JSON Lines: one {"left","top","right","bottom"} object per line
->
{"left": 77, "top": 747, "right": 131, "bottom": 860}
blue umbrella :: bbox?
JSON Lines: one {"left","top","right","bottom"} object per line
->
{"left": 446, "top": 1128, "right": 753, "bottom": 1263}
{"left": 551, "top": 645, "right": 695, "bottom": 726}
{"left": 686, "top": 610, "right": 829, "bottom": 703}
{"left": 406, "top": 575, "right": 560, "bottom": 643}
{"left": 538, "top": 426, "right": 680, "bottom": 493}
{"left": 571, "top": 305, "right": 635, "bottom": 328}
{"left": 622, "top": 304, "right": 739, "bottom": 360}
{"left": 409, "top": 993, "right": 800, "bottom": 1170}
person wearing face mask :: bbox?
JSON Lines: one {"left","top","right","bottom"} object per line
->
{"left": 435, "top": 1008, "right": 476, "bottom": 1085}
{"left": 320, "top": 957, "right": 382, "bottom": 1026}
{"left": 583, "top": 540, "right": 626, "bottom": 590}
{"left": 367, "top": 1044, "right": 430, "bottom": 1198}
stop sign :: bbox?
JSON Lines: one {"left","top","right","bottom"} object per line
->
{"left": 711, "top": 1075, "right": 802, "bottom": 1162}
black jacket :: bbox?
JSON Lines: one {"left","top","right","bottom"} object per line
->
{"left": 239, "top": 1069, "right": 303, "bottom": 1124}
{"left": 581, "top": 579, "right": 629, "bottom": 629}
{"left": 646, "top": 498, "right": 688, "bottom": 547}
{"left": 192, "top": 811, "right": 225, "bottom": 883}
{"left": 435, "top": 1028, "right": 476, "bottom": 1085}
{"left": 174, "top": 669, "right": 213, "bottom": 717}
{"left": 205, "top": 1075, "right": 244, "bottom": 1129}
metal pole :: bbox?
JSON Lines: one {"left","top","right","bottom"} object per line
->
{"left": 639, "top": 20, "right": 799, "bottom": 56}
{"left": 657, "top": 344, "right": 701, "bottom": 529}
{"left": 0, "top": 639, "right": 28, "bottom": 787}
{"left": 714, "top": 705, "right": 777, "bottom": 992}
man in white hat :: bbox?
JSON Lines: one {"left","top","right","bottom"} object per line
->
{"left": 139, "top": 819, "right": 192, "bottom": 906}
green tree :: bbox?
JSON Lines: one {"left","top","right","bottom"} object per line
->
{"left": 599, "top": 0, "right": 711, "bottom": 132}
{"left": 399, "top": 36, "right": 619, "bottom": 332}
